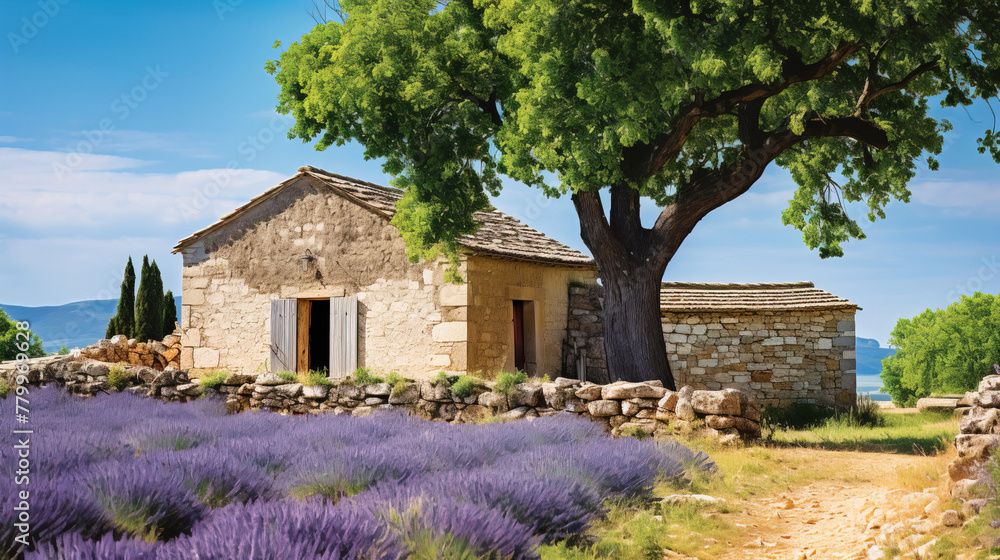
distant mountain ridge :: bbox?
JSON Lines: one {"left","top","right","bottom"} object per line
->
{"left": 1, "top": 297, "right": 181, "bottom": 353}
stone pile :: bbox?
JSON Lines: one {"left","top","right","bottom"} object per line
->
{"left": 947, "top": 374, "right": 1000, "bottom": 517}
{"left": 1, "top": 355, "right": 762, "bottom": 441}
{"left": 78, "top": 332, "right": 183, "bottom": 371}
{"left": 0, "top": 355, "right": 192, "bottom": 402}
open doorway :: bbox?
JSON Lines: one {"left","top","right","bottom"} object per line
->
{"left": 512, "top": 300, "right": 537, "bottom": 375}
{"left": 308, "top": 299, "right": 330, "bottom": 373}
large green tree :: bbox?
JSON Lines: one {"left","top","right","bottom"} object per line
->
{"left": 269, "top": 0, "right": 1000, "bottom": 387}
{"left": 0, "top": 308, "right": 45, "bottom": 361}
{"left": 106, "top": 256, "right": 136, "bottom": 339}
{"left": 882, "top": 293, "right": 1000, "bottom": 406}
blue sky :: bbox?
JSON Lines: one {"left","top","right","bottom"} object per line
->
{"left": 1, "top": 0, "right": 998, "bottom": 346}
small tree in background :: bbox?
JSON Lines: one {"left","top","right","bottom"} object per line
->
{"left": 105, "top": 256, "right": 136, "bottom": 339}
{"left": 134, "top": 256, "right": 164, "bottom": 342}
{"left": 162, "top": 290, "right": 178, "bottom": 338}
{"left": 0, "top": 308, "right": 45, "bottom": 361}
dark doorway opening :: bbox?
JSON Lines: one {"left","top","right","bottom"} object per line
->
{"left": 512, "top": 300, "right": 525, "bottom": 371}
{"left": 309, "top": 299, "right": 330, "bottom": 373}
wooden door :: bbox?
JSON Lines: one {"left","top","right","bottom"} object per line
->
{"left": 270, "top": 299, "right": 297, "bottom": 372}
{"left": 330, "top": 295, "right": 358, "bottom": 377}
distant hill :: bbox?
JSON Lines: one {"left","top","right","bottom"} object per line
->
{"left": 855, "top": 337, "right": 896, "bottom": 398}
{"left": 856, "top": 337, "right": 896, "bottom": 377}
{"left": 0, "top": 297, "right": 181, "bottom": 353}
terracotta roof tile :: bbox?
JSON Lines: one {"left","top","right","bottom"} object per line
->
{"left": 659, "top": 282, "right": 860, "bottom": 312}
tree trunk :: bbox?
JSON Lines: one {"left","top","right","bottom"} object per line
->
{"left": 572, "top": 186, "right": 680, "bottom": 391}
{"left": 600, "top": 265, "right": 676, "bottom": 390}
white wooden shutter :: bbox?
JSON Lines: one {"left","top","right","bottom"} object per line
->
{"left": 269, "top": 299, "right": 297, "bottom": 372}
{"left": 330, "top": 295, "right": 358, "bottom": 377}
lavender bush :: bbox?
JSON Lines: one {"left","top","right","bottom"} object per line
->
{"left": 0, "top": 387, "right": 713, "bottom": 558}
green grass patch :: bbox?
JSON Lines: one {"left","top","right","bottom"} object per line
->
{"left": 298, "top": 369, "right": 332, "bottom": 386}
{"left": 494, "top": 371, "right": 528, "bottom": 396}
{"left": 276, "top": 371, "right": 297, "bottom": 382}
{"left": 352, "top": 367, "right": 385, "bottom": 385}
{"left": 769, "top": 410, "right": 958, "bottom": 454}
{"left": 289, "top": 478, "right": 369, "bottom": 505}
{"left": 198, "top": 370, "right": 230, "bottom": 390}
{"left": 450, "top": 375, "right": 482, "bottom": 399}
{"left": 0, "top": 380, "right": 14, "bottom": 398}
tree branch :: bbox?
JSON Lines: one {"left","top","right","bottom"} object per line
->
{"left": 622, "top": 41, "right": 860, "bottom": 182}
{"left": 648, "top": 114, "right": 888, "bottom": 266}
{"left": 855, "top": 57, "right": 941, "bottom": 115}
{"left": 460, "top": 88, "right": 503, "bottom": 127}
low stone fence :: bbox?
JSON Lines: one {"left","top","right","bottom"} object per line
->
{"left": 947, "top": 374, "right": 1000, "bottom": 517}
{"left": 1, "top": 355, "right": 761, "bottom": 441}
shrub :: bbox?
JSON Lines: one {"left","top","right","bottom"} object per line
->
{"left": 199, "top": 371, "right": 230, "bottom": 390}
{"left": 0, "top": 380, "right": 13, "bottom": 399}
{"left": 352, "top": 367, "right": 385, "bottom": 385}
{"left": 432, "top": 371, "right": 452, "bottom": 387}
{"left": 450, "top": 376, "right": 481, "bottom": 399}
{"left": 276, "top": 371, "right": 297, "bottom": 382}
{"left": 106, "top": 366, "right": 135, "bottom": 391}
{"left": 760, "top": 402, "right": 835, "bottom": 437}
{"left": 162, "top": 500, "right": 401, "bottom": 560}
{"left": 494, "top": 371, "right": 528, "bottom": 396}
{"left": 843, "top": 394, "right": 885, "bottom": 428}
{"left": 385, "top": 371, "right": 404, "bottom": 386}
{"left": 300, "top": 369, "right": 332, "bottom": 386}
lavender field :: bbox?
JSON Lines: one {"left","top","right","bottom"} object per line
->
{"left": 0, "top": 388, "right": 712, "bottom": 559}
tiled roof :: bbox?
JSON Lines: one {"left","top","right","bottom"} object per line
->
{"left": 659, "top": 282, "right": 860, "bottom": 312}
{"left": 174, "top": 166, "right": 595, "bottom": 267}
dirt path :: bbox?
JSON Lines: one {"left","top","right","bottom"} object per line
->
{"left": 716, "top": 451, "right": 934, "bottom": 560}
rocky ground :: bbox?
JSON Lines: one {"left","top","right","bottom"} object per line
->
{"left": 714, "top": 450, "right": 977, "bottom": 560}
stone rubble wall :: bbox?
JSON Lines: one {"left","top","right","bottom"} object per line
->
{"left": 947, "top": 374, "right": 1000, "bottom": 518}
{"left": 563, "top": 283, "right": 857, "bottom": 410}
{"left": 78, "top": 333, "right": 183, "bottom": 371}
{"left": 1, "top": 355, "right": 762, "bottom": 441}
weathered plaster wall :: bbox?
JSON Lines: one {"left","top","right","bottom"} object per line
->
{"left": 179, "top": 178, "right": 465, "bottom": 379}
{"left": 465, "top": 256, "right": 598, "bottom": 378}
{"left": 663, "top": 310, "right": 857, "bottom": 410}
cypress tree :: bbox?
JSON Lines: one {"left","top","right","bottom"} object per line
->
{"left": 162, "top": 290, "right": 178, "bottom": 338}
{"left": 134, "top": 255, "right": 162, "bottom": 342}
{"left": 105, "top": 257, "right": 136, "bottom": 338}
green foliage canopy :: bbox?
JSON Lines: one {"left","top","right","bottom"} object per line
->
{"left": 268, "top": 0, "right": 1000, "bottom": 264}
{"left": 134, "top": 256, "right": 165, "bottom": 342}
{"left": 881, "top": 293, "right": 1000, "bottom": 406}
{"left": 0, "top": 307, "right": 45, "bottom": 361}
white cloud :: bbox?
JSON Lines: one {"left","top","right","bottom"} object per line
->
{"left": 0, "top": 147, "right": 286, "bottom": 239}
{"left": 910, "top": 179, "right": 1000, "bottom": 208}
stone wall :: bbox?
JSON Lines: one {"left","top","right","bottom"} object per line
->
{"left": 466, "top": 256, "right": 598, "bottom": 377}
{"left": 947, "top": 374, "right": 1000, "bottom": 518}
{"left": 564, "top": 283, "right": 609, "bottom": 384}
{"left": 561, "top": 283, "right": 857, "bottom": 410}
{"left": 664, "top": 310, "right": 857, "bottom": 410}
{"left": 2, "top": 355, "right": 762, "bottom": 441}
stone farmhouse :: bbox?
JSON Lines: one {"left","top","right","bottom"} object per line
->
{"left": 174, "top": 166, "right": 859, "bottom": 409}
